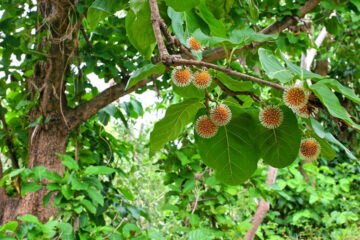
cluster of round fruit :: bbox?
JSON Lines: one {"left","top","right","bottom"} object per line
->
{"left": 177, "top": 36, "right": 320, "bottom": 161}
{"left": 172, "top": 67, "right": 212, "bottom": 89}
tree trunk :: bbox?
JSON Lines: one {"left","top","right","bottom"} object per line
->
{"left": 0, "top": 0, "right": 79, "bottom": 224}
{"left": 0, "top": 121, "right": 69, "bottom": 224}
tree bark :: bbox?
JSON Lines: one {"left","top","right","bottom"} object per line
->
{"left": 0, "top": 122, "right": 69, "bottom": 224}
{"left": 0, "top": 0, "right": 78, "bottom": 224}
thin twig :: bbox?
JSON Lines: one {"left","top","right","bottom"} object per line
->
{"left": 102, "top": 218, "right": 127, "bottom": 240}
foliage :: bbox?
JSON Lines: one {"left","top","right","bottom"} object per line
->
{"left": 0, "top": 0, "right": 360, "bottom": 239}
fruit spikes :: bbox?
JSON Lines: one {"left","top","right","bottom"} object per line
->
{"left": 171, "top": 67, "right": 193, "bottom": 87}
{"left": 193, "top": 71, "right": 212, "bottom": 89}
{"left": 195, "top": 115, "right": 218, "bottom": 138}
{"left": 187, "top": 37, "right": 203, "bottom": 52}
{"left": 259, "top": 105, "right": 284, "bottom": 129}
{"left": 299, "top": 138, "right": 321, "bottom": 161}
{"left": 210, "top": 104, "right": 232, "bottom": 126}
{"left": 283, "top": 85, "right": 309, "bottom": 109}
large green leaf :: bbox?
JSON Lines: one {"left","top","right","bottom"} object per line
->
{"left": 193, "top": 29, "right": 277, "bottom": 48}
{"left": 21, "top": 182, "right": 42, "bottom": 197}
{"left": 84, "top": 166, "right": 116, "bottom": 175}
{"left": 205, "top": 0, "right": 234, "bottom": 19}
{"left": 311, "top": 119, "right": 356, "bottom": 160}
{"left": 197, "top": 0, "right": 227, "bottom": 37}
{"left": 168, "top": 8, "right": 187, "bottom": 44}
{"left": 196, "top": 108, "right": 259, "bottom": 185}
{"left": 256, "top": 106, "right": 301, "bottom": 168}
{"left": 150, "top": 99, "right": 203, "bottom": 151}
{"left": 309, "top": 131, "right": 336, "bottom": 160}
{"left": 316, "top": 79, "right": 360, "bottom": 104}
{"left": 165, "top": 0, "right": 200, "bottom": 12}
{"left": 310, "top": 83, "right": 360, "bottom": 131}
{"left": 185, "top": 9, "right": 210, "bottom": 35}
{"left": 281, "top": 54, "right": 325, "bottom": 80}
{"left": 87, "top": 0, "right": 125, "bottom": 30}
{"left": 215, "top": 71, "right": 253, "bottom": 92}
{"left": 125, "top": 1, "right": 156, "bottom": 59}
{"left": 258, "top": 48, "right": 293, "bottom": 83}
{"left": 172, "top": 82, "right": 205, "bottom": 99}
{"left": 126, "top": 63, "right": 165, "bottom": 90}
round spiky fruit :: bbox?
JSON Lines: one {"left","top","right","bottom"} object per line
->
{"left": 193, "top": 71, "right": 212, "bottom": 89}
{"left": 283, "top": 85, "right": 309, "bottom": 109}
{"left": 259, "top": 105, "right": 284, "bottom": 129}
{"left": 171, "top": 67, "right": 192, "bottom": 87}
{"left": 294, "top": 105, "right": 310, "bottom": 118}
{"left": 299, "top": 138, "right": 321, "bottom": 161}
{"left": 195, "top": 115, "right": 218, "bottom": 138}
{"left": 210, "top": 104, "right": 232, "bottom": 126}
{"left": 187, "top": 37, "right": 203, "bottom": 52}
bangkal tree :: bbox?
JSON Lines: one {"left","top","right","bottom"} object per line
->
{"left": 0, "top": 0, "right": 359, "bottom": 235}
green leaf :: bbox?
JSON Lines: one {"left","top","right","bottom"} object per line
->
{"left": 311, "top": 119, "right": 356, "bottom": 160}
{"left": 182, "top": 179, "right": 195, "bottom": 193}
{"left": 126, "top": 63, "right": 165, "bottom": 90}
{"left": 188, "top": 229, "right": 214, "bottom": 240}
{"left": 21, "top": 182, "right": 42, "bottom": 197}
{"left": 316, "top": 79, "right": 360, "bottom": 104}
{"left": 0, "top": 221, "right": 18, "bottom": 232}
{"left": 150, "top": 99, "right": 203, "bottom": 151}
{"left": 56, "top": 222, "right": 73, "bottom": 235}
{"left": 193, "top": 28, "right": 277, "bottom": 48}
{"left": 185, "top": 9, "right": 209, "bottom": 35}
{"left": 43, "top": 171, "right": 63, "bottom": 182}
{"left": 119, "top": 188, "right": 135, "bottom": 201}
{"left": 17, "top": 214, "right": 41, "bottom": 225}
{"left": 81, "top": 199, "right": 97, "bottom": 214}
{"left": 43, "top": 192, "right": 53, "bottom": 208}
{"left": 57, "top": 154, "right": 79, "bottom": 171}
{"left": 196, "top": 108, "right": 259, "bottom": 185}
{"left": 281, "top": 54, "right": 325, "bottom": 80}
{"left": 168, "top": 8, "right": 187, "bottom": 44}
{"left": 310, "top": 83, "right": 360, "bottom": 131}
{"left": 258, "top": 48, "right": 293, "bottom": 83}
{"left": 86, "top": 187, "right": 104, "bottom": 206}
{"left": 197, "top": 0, "right": 227, "bottom": 37}
{"left": 71, "top": 176, "right": 88, "bottom": 190}
{"left": 172, "top": 82, "right": 205, "bottom": 99}
{"left": 205, "top": 0, "right": 234, "bottom": 19}
{"left": 256, "top": 106, "right": 301, "bottom": 168}
{"left": 125, "top": 1, "right": 156, "bottom": 59}
{"left": 87, "top": 0, "right": 125, "bottom": 30}
{"left": 165, "top": 0, "right": 200, "bottom": 12}
{"left": 325, "top": 16, "right": 341, "bottom": 35}
{"left": 84, "top": 166, "right": 116, "bottom": 175}
{"left": 310, "top": 132, "right": 336, "bottom": 160}
{"left": 215, "top": 71, "right": 253, "bottom": 92}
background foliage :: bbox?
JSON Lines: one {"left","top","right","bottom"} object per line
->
{"left": 0, "top": 0, "right": 359, "bottom": 239}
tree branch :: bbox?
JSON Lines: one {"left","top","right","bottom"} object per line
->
{"left": 68, "top": 76, "right": 156, "bottom": 130}
{"left": 167, "top": 57, "right": 285, "bottom": 91}
{"left": 149, "top": 0, "right": 169, "bottom": 59}
{"left": 203, "top": 0, "right": 322, "bottom": 62}
{"left": 244, "top": 167, "right": 278, "bottom": 240}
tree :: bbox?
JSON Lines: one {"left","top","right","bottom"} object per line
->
{"left": 0, "top": 0, "right": 359, "bottom": 237}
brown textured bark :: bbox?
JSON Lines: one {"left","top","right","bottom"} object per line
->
{"left": 0, "top": 124, "right": 69, "bottom": 224}
{"left": 0, "top": 0, "right": 79, "bottom": 224}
